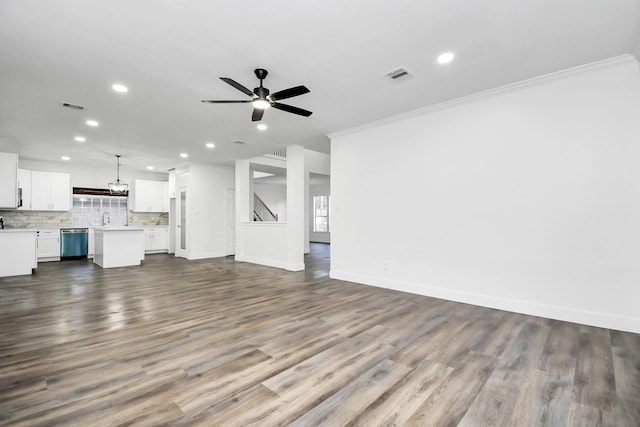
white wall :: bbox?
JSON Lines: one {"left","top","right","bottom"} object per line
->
{"left": 305, "top": 149, "right": 330, "bottom": 175}
{"left": 310, "top": 182, "right": 330, "bottom": 243}
{"left": 186, "top": 163, "right": 234, "bottom": 260}
{"left": 330, "top": 56, "right": 640, "bottom": 333}
{"left": 237, "top": 222, "right": 290, "bottom": 268}
{"left": 18, "top": 159, "right": 167, "bottom": 188}
{"left": 235, "top": 146, "right": 305, "bottom": 271}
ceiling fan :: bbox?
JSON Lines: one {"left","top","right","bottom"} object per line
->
{"left": 201, "top": 68, "right": 312, "bottom": 122}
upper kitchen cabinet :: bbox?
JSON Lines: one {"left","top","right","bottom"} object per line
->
{"left": 30, "top": 171, "right": 71, "bottom": 211}
{"left": 0, "top": 152, "right": 18, "bottom": 208}
{"left": 17, "top": 169, "right": 31, "bottom": 210}
{"left": 133, "top": 179, "right": 169, "bottom": 212}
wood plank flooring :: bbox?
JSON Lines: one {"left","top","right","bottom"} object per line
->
{"left": 0, "top": 243, "right": 638, "bottom": 426}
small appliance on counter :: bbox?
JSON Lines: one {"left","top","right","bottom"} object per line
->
{"left": 0, "top": 216, "right": 4, "bottom": 230}
{"left": 60, "top": 228, "right": 89, "bottom": 259}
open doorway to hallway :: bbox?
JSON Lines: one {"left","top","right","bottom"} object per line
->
{"left": 304, "top": 242, "right": 330, "bottom": 277}
{"left": 309, "top": 173, "right": 330, "bottom": 247}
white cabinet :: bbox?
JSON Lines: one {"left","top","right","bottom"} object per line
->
{"left": 144, "top": 227, "right": 168, "bottom": 253}
{"left": 88, "top": 228, "right": 95, "bottom": 258}
{"left": 0, "top": 152, "right": 18, "bottom": 208}
{"left": 17, "top": 168, "right": 31, "bottom": 210}
{"left": 163, "top": 182, "right": 169, "bottom": 212}
{"left": 50, "top": 173, "right": 71, "bottom": 210}
{"left": 134, "top": 179, "right": 169, "bottom": 212}
{"left": 30, "top": 171, "right": 71, "bottom": 211}
{"left": 0, "top": 230, "right": 37, "bottom": 277}
{"left": 37, "top": 229, "right": 60, "bottom": 261}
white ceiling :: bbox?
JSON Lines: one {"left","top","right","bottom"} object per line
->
{"left": 1, "top": 0, "right": 638, "bottom": 173}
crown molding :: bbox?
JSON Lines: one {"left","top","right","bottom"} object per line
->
{"left": 328, "top": 54, "right": 638, "bottom": 140}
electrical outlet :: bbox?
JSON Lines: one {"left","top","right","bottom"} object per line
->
{"left": 383, "top": 261, "right": 390, "bottom": 271}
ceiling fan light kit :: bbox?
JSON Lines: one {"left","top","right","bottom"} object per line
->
{"left": 252, "top": 99, "right": 271, "bottom": 110}
{"left": 202, "top": 68, "right": 312, "bottom": 121}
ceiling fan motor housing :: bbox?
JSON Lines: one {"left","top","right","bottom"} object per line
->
{"left": 254, "top": 86, "right": 270, "bottom": 99}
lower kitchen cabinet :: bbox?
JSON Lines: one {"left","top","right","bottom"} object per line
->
{"left": 37, "top": 229, "right": 60, "bottom": 262}
{"left": 88, "top": 228, "right": 95, "bottom": 258}
{"left": 0, "top": 230, "right": 37, "bottom": 277}
{"left": 144, "top": 227, "right": 168, "bottom": 253}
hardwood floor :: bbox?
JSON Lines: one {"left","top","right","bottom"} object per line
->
{"left": 0, "top": 243, "right": 638, "bottom": 426}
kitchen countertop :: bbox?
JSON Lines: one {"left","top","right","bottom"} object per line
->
{"left": 0, "top": 228, "right": 38, "bottom": 233}
{"left": 94, "top": 226, "right": 144, "bottom": 231}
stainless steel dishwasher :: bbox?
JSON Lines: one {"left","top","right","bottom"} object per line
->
{"left": 60, "top": 228, "right": 89, "bottom": 259}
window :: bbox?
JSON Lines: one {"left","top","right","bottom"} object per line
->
{"left": 72, "top": 194, "right": 128, "bottom": 227}
{"left": 313, "top": 195, "right": 329, "bottom": 232}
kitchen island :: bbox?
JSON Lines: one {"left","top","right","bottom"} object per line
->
{"left": 0, "top": 229, "right": 37, "bottom": 277}
{"left": 94, "top": 227, "right": 145, "bottom": 268}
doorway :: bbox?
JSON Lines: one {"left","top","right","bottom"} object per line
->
{"left": 175, "top": 187, "right": 188, "bottom": 258}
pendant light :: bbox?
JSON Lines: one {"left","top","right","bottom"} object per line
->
{"left": 108, "top": 155, "right": 128, "bottom": 194}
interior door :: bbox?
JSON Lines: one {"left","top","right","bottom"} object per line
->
{"left": 168, "top": 198, "right": 176, "bottom": 254}
{"left": 175, "top": 187, "right": 188, "bottom": 258}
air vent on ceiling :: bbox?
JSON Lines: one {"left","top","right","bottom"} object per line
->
{"left": 384, "top": 67, "right": 413, "bottom": 82}
{"left": 61, "top": 102, "right": 85, "bottom": 110}
{"left": 266, "top": 148, "right": 287, "bottom": 158}
{"left": 234, "top": 140, "right": 248, "bottom": 145}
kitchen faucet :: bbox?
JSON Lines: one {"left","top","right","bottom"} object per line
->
{"left": 102, "top": 212, "right": 110, "bottom": 226}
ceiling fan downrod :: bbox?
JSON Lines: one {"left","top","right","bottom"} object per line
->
{"left": 254, "top": 68, "right": 269, "bottom": 99}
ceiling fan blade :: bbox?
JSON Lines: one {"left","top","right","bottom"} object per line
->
{"left": 220, "top": 77, "right": 256, "bottom": 98}
{"left": 269, "top": 85, "right": 310, "bottom": 102}
{"left": 272, "top": 102, "right": 313, "bottom": 117}
{"left": 252, "top": 108, "right": 265, "bottom": 121}
{"left": 201, "top": 100, "right": 252, "bottom": 103}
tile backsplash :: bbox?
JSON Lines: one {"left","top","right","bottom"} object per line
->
{"left": 0, "top": 210, "right": 168, "bottom": 228}
{"left": 0, "top": 210, "right": 72, "bottom": 229}
{"left": 129, "top": 212, "right": 169, "bottom": 226}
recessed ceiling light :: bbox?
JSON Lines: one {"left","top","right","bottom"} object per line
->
{"left": 206, "top": 142, "right": 215, "bottom": 149}
{"left": 61, "top": 156, "right": 70, "bottom": 161}
{"left": 75, "top": 136, "right": 86, "bottom": 142}
{"left": 112, "top": 83, "right": 128, "bottom": 93}
{"left": 86, "top": 119, "right": 99, "bottom": 127}
{"left": 180, "top": 153, "right": 188, "bottom": 158}
{"left": 147, "top": 166, "right": 155, "bottom": 170}
{"left": 437, "top": 52, "right": 455, "bottom": 64}
{"left": 257, "top": 124, "right": 267, "bottom": 131}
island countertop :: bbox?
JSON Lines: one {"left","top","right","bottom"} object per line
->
{"left": 94, "top": 226, "right": 144, "bottom": 232}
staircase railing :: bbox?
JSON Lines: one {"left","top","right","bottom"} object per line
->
{"left": 253, "top": 193, "right": 278, "bottom": 222}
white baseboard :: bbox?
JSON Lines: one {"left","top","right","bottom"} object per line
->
{"left": 236, "top": 255, "right": 305, "bottom": 272}
{"left": 187, "top": 251, "right": 227, "bottom": 260}
{"left": 330, "top": 270, "right": 640, "bottom": 334}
